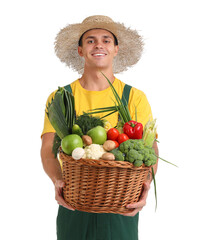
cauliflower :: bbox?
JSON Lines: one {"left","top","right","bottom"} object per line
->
{"left": 83, "top": 144, "right": 106, "bottom": 160}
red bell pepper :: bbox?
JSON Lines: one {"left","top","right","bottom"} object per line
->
{"left": 123, "top": 120, "right": 143, "bottom": 139}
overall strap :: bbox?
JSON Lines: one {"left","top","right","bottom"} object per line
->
{"left": 121, "top": 84, "right": 132, "bottom": 106}
{"left": 64, "top": 84, "right": 72, "bottom": 93}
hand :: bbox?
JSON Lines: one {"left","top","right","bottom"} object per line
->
{"left": 122, "top": 181, "right": 150, "bottom": 217}
{"left": 54, "top": 179, "right": 75, "bottom": 211}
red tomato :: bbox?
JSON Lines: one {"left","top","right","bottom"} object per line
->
{"left": 112, "top": 140, "right": 119, "bottom": 148}
{"left": 107, "top": 128, "right": 119, "bottom": 141}
{"left": 117, "top": 133, "right": 129, "bottom": 144}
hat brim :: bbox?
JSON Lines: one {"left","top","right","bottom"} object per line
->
{"left": 55, "top": 21, "right": 143, "bottom": 74}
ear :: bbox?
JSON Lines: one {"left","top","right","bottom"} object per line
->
{"left": 78, "top": 46, "right": 83, "bottom": 57}
{"left": 114, "top": 45, "right": 119, "bottom": 57}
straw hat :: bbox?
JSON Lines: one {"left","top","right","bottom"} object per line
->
{"left": 55, "top": 15, "right": 143, "bottom": 74}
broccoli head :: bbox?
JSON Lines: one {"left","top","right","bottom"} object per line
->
{"left": 125, "top": 149, "right": 143, "bottom": 163}
{"left": 138, "top": 146, "right": 157, "bottom": 166}
{"left": 119, "top": 139, "right": 132, "bottom": 153}
{"left": 144, "top": 154, "right": 157, "bottom": 166}
{"left": 132, "top": 139, "right": 144, "bottom": 151}
{"left": 145, "top": 146, "right": 156, "bottom": 155}
{"left": 119, "top": 139, "right": 144, "bottom": 153}
{"left": 138, "top": 148, "right": 151, "bottom": 161}
{"left": 110, "top": 148, "right": 125, "bottom": 161}
{"left": 134, "top": 160, "right": 144, "bottom": 167}
{"left": 118, "top": 139, "right": 157, "bottom": 167}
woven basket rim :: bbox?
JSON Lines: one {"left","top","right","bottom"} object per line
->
{"left": 59, "top": 150, "right": 150, "bottom": 170}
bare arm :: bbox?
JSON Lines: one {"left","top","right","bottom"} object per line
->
{"left": 41, "top": 133, "right": 62, "bottom": 184}
{"left": 40, "top": 133, "right": 74, "bottom": 210}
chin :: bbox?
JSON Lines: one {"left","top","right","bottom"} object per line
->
{"left": 94, "top": 63, "right": 109, "bottom": 69}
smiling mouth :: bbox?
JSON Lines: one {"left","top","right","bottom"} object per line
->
{"left": 91, "top": 53, "right": 107, "bottom": 57}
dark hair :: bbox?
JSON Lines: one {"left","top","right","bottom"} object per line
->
{"left": 78, "top": 30, "right": 118, "bottom": 47}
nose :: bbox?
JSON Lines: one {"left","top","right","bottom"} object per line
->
{"left": 95, "top": 40, "right": 103, "bottom": 49}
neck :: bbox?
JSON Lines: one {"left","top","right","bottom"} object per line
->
{"left": 79, "top": 68, "right": 115, "bottom": 91}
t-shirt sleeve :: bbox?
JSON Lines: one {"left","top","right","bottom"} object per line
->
{"left": 128, "top": 88, "right": 153, "bottom": 128}
{"left": 41, "top": 91, "right": 56, "bottom": 138}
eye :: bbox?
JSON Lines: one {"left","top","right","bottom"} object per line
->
{"left": 104, "top": 40, "right": 110, "bottom": 43}
{"left": 87, "top": 40, "right": 94, "bottom": 44}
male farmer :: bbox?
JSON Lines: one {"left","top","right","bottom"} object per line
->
{"left": 41, "top": 15, "right": 158, "bottom": 240}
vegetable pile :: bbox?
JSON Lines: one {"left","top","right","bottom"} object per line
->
{"left": 46, "top": 78, "right": 161, "bottom": 166}
{"left": 46, "top": 73, "right": 177, "bottom": 210}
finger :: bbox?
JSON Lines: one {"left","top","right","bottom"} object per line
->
{"left": 55, "top": 185, "right": 63, "bottom": 197}
{"left": 131, "top": 207, "right": 143, "bottom": 216}
{"left": 55, "top": 189, "right": 65, "bottom": 204}
{"left": 126, "top": 182, "right": 150, "bottom": 209}
{"left": 55, "top": 179, "right": 65, "bottom": 188}
{"left": 139, "top": 182, "right": 150, "bottom": 200}
{"left": 143, "top": 181, "right": 150, "bottom": 192}
{"left": 126, "top": 199, "right": 146, "bottom": 209}
{"left": 59, "top": 201, "right": 75, "bottom": 211}
{"left": 55, "top": 187, "right": 75, "bottom": 211}
{"left": 55, "top": 180, "right": 65, "bottom": 198}
{"left": 56, "top": 195, "right": 75, "bottom": 210}
{"left": 122, "top": 207, "right": 142, "bottom": 217}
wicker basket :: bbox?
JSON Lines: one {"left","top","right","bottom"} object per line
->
{"left": 59, "top": 150, "right": 150, "bottom": 214}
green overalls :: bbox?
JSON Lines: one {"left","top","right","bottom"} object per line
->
{"left": 57, "top": 84, "right": 139, "bottom": 240}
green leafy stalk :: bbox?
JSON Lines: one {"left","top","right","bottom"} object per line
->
{"left": 87, "top": 106, "right": 117, "bottom": 112}
{"left": 101, "top": 72, "right": 122, "bottom": 104}
{"left": 101, "top": 72, "right": 131, "bottom": 122}
{"left": 65, "top": 91, "right": 72, "bottom": 129}
{"left": 156, "top": 155, "right": 178, "bottom": 167}
{"left": 88, "top": 72, "right": 132, "bottom": 123}
{"left": 112, "top": 98, "right": 127, "bottom": 123}
{"left": 86, "top": 107, "right": 117, "bottom": 118}
{"left": 122, "top": 95, "right": 132, "bottom": 121}
{"left": 57, "top": 88, "right": 66, "bottom": 117}
{"left": 126, "top": 104, "right": 132, "bottom": 122}
{"left": 46, "top": 94, "right": 69, "bottom": 139}
{"left": 46, "top": 87, "right": 75, "bottom": 140}
{"left": 99, "top": 110, "right": 118, "bottom": 119}
{"left": 61, "top": 88, "right": 75, "bottom": 132}
{"left": 152, "top": 167, "right": 157, "bottom": 211}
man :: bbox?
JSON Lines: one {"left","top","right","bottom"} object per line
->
{"left": 41, "top": 15, "right": 158, "bottom": 240}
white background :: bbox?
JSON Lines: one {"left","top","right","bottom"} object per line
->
{"left": 1, "top": 0, "right": 197, "bottom": 239}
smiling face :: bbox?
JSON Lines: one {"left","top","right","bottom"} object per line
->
{"left": 78, "top": 29, "right": 119, "bottom": 71}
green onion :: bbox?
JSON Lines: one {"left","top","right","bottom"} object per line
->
{"left": 87, "top": 72, "right": 132, "bottom": 123}
{"left": 156, "top": 155, "right": 178, "bottom": 168}
{"left": 152, "top": 167, "right": 157, "bottom": 211}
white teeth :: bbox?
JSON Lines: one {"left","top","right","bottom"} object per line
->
{"left": 93, "top": 53, "right": 105, "bottom": 56}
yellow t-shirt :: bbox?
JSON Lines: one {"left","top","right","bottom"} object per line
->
{"left": 41, "top": 78, "right": 152, "bottom": 137}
